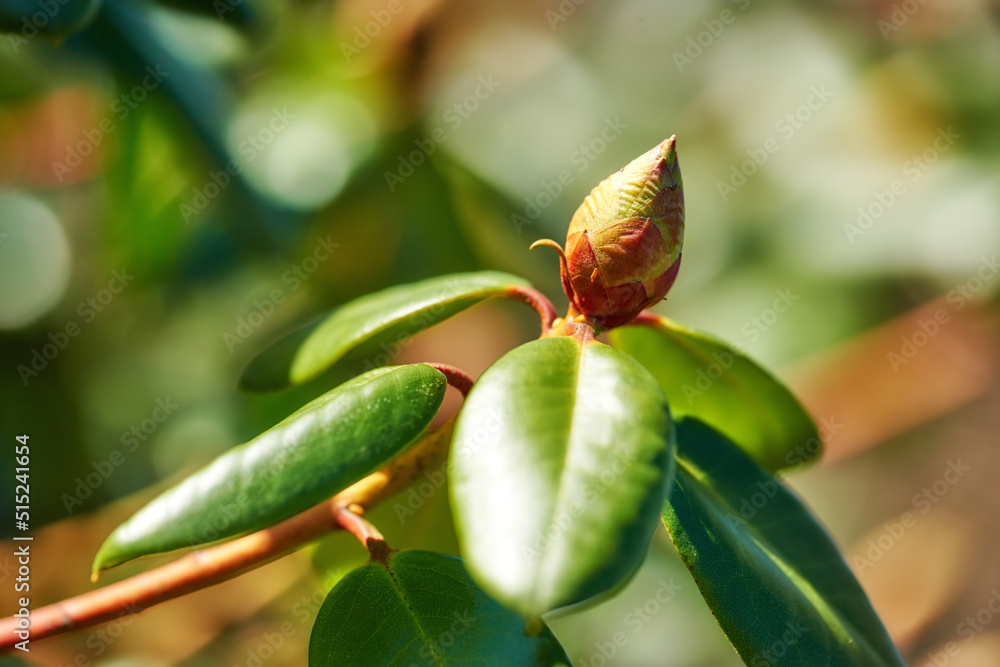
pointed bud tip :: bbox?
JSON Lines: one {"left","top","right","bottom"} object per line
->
{"left": 646, "top": 136, "right": 680, "bottom": 186}
{"left": 558, "top": 135, "right": 685, "bottom": 331}
{"left": 656, "top": 135, "right": 677, "bottom": 157}
{"left": 639, "top": 135, "right": 677, "bottom": 164}
{"left": 663, "top": 135, "right": 678, "bottom": 165}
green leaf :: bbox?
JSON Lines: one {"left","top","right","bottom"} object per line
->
{"left": 93, "top": 364, "right": 447, "bottom": 573}
{"left": 240, "top": 271, "right": 531, "bottom": 391}
{"left": 662, "top": 418, "right": 905, "bottom": 667}
{"left": 309, "top": 549, "right": 570, "bottom": 667}
{"left": 609, "top": 315, "right": 819, "bottom": 472}
{"left": 450, "top": 334, "right": 674, "bottom": 617}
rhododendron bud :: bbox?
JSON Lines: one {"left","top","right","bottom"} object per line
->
{"left": 533, "top": 136, "right": 684, "bottom": 330}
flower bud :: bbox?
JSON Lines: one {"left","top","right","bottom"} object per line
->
{"left": 534, "top": 136, "right": 684, "bottom": 330}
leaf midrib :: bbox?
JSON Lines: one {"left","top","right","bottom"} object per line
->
{"left": 534, "top": 337, "right": 587, "bottom": 608}
{"left": 675, "top": 454, "right": 897, "bottom": 666}
{"left": 380, "top": 557, "right": 446, "bottom": 667}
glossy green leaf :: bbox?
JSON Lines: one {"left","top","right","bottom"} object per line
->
{"left": 610, "top": 315, "right": 819, "bottom": 472}
{"left": 309, "top": 550, "right": 570, "bottom": 667}
{"left": 450, "top": 334, "right": 674, "bottom": 617}
{"left": 94, "top": 364, "right": 446, "bottom": 573}
{"left": 662, "top": 418, "right": 905, "bottom": 667}
{"left": 240, "top": 271, "right": 530, "bottom": 391}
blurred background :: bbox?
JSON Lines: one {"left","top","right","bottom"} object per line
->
{"left": 1, "top": 0, "right": 1000, "bottom": 664}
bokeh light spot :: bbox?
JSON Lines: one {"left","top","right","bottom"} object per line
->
{"left": 0, "top": 193, "right": 72, "bottom": 330}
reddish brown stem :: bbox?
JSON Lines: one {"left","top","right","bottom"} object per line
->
{"left": 1, "top": 500, "right": 346, "bottom": 649}
{"left": 337, "top": 506, "right": 391, "bottom": 559}
{"left": 426, "top": 363, "right": 475, "bottom": 397}
{"left": 504, "top": 285, "right": 558, "bottom": 336}
{"left": 335, "top": 504, "right": 385, "bottom": 545}
{"left": 0, "top": 418, "right": 458, "bottom": 649}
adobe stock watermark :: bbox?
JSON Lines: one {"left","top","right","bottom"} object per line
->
{"left": 544, "top": 0, "right": 591, "bottom": 30}
{"left": 944, "top": 255, "right": 999, "bottom": 311}
{"left": 234, "top": 566, "right": 354, "bottom": 667}
{"left": 577, "top": 578, "right": 682, "bottom": 667}
{"left": 520, "top": 449, "right": 638, "bottom": 564}
{"left": 886, "top": 254, "right": 998, "bottom": 372}
{"left": 16, "top": 269, "right": 134, "bottom": 386}
{"left": 384, "top": 75, "right": 502, "bottom": 192}
{"left": 852, "top": 459, "right": 970, "bottom": 576}
{"left": 748, "top": 622, "right": 809, "bottom": 666}
{"left": 673, "top": 0, "right": 752, "bottom": 73}
{"left": 877, "top": 0, "right": 930, "bottom": 40}
{"left": 724, "top": 416, "right": 843, "bottom": 528}
{"left": 360, "top": 276, "right": 469, "bottom": 372}
{"left": 394, "top": 468, "right": 447, "bottom": 524}
{"left": 223, "top": 235, "right": 340, "bottom": 352}
{"left": 716, "top": 85, "right": 835, "bottom": 202}
{"left": 920, "top": 589, "right": 1000, "bottom": 667}
{"left": 51, "top": 66, "right": 169, "bottom": 182}
{"left": 55, "top": 602, "right": 142, "bottom": 667}
{"left": 62, "top": 398, "right": 180, "bottom": 514}
{"left": 338, "top": 0, "right": 414, "bottom": 63}
{"left": 451, "top": 408, "right": 510, "bottom": 463}
{"left": 7, "top": 0, "right": 91, "bottom": 53}
{"left": 679, "top": 287, "right": 800, "bottom": 404}
{"left": 510, "top": 116, "right": 628, "bottom": 235}
{"left": 232, "top": 622, "right": 296, "bottom": 667}
{"left": 185, "top": 464, "right": 289, "bottom": 547}
{"left": 212, "top": 0, "right": 247, "bottom": 19}
{"left": 180, "top": 107, "right": 296, "bottom": 224}
{"left": 408, "top": 610, "right": 477, "bottom": 666}
{"left": 234, "top": 571, "right": 344, "bottom": 667}
{"left": 0, "top": 555, "right": 19, "bottom": 587}
{"left": 844, "top": 126, "right": 959, "bottom": 244}
{"left": 239, "top": 589, "right": 472, "bottom": 667}
{"left": 396, "top": 407, "right": 508, "bottom": 523}
{"left": 782, "top": 417, "right": 842, "bottom": 470}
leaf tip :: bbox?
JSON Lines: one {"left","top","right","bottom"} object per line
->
{"left": 92, "top": 533, "right": 128, "bottom": 577}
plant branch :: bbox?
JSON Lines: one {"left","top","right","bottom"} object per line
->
{"left": 0, "top": 418, "right": 457, "bottom": 648}
{"left": 335, "top": 504, "right": 385, "bottom": 546}
{"left": 426, "top": 363, "right": 475, "bottom": 397}
{"left": 503, "top": 285, "right": 558, "bottom": 336}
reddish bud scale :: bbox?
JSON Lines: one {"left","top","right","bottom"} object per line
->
{"left": 537, "top": 136, "right": 685, "bottom": 331}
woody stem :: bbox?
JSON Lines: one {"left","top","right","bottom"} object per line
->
{"left": 426, "top": 363, "right": 475, "bottom": 397}
{"left": 504, "top": 285, "right": 558, "bottom": 336}
{"left": 0, "top": 363, "right": 478, "bottom": 649}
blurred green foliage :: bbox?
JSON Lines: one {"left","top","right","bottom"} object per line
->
{"left": 1, "top": 0, "right": 998, "bottom": 664}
